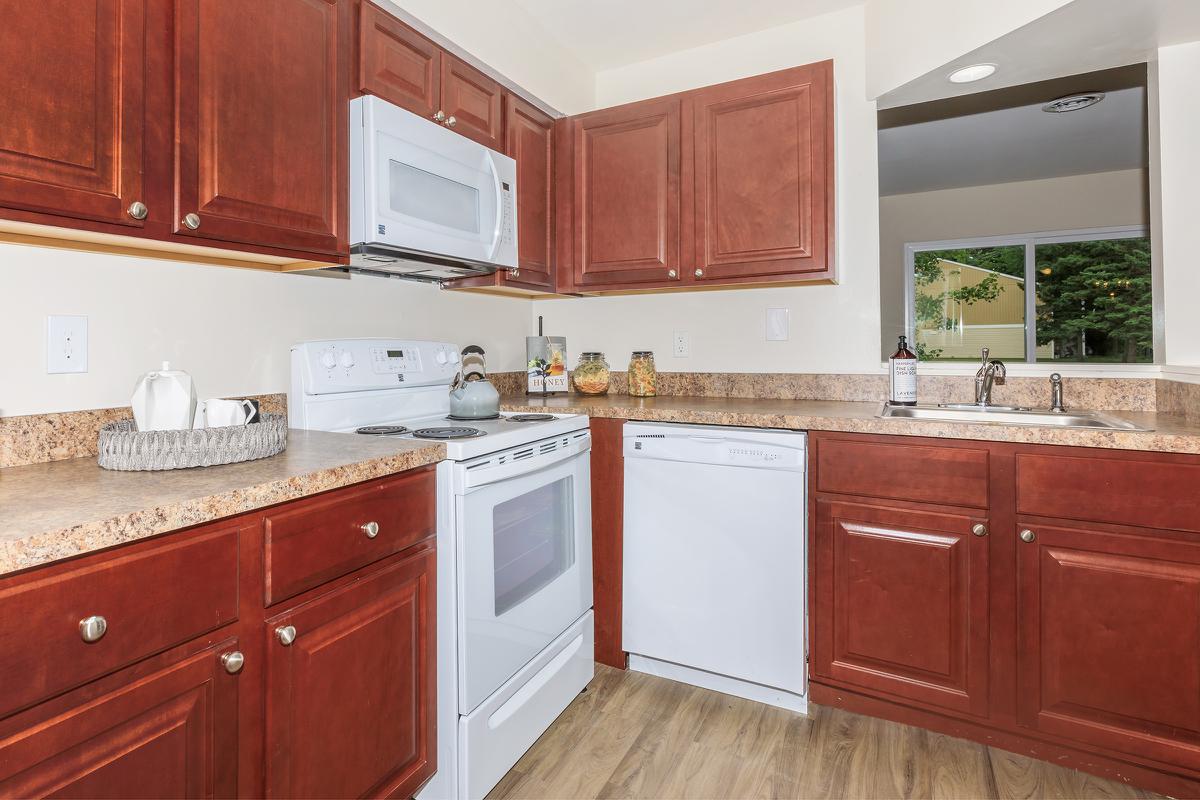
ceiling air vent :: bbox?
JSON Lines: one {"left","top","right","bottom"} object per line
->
{"left": 1042, "top": 93, "right": 1105, "bottom": 113}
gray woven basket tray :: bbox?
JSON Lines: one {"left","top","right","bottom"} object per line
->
{"left": 98, "top": 413, "right": 288, "bottom": 471}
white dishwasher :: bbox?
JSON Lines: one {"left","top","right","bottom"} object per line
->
{"left": 622, "top": 421, "right": 808, "bottom": 712}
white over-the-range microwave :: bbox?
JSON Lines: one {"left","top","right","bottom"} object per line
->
{"left": 349, "top": 94, "right": 517, "bottom": 282}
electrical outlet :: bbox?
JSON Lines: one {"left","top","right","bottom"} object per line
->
{"left": 672, "top": 330, "right": 690, "bottom": 358}
{"left": 766, "top": 308, "right": 790, "bottom": 341}
{"left": 47, "top": 315, "right": 88, "bottom": 374}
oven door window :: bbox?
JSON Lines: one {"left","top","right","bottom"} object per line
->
{"left": 493, "top": 476, "right": 575, "bottom": 616}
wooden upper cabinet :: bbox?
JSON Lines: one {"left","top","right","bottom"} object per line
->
{"left": 505, "top": 94, "right": 555, "bottom": 288}
{"left": 440, "top": 54, "right": 504, "bottom": 150}
{"left": 0, "top": 0, "right": 145, "bottom": 228}
{"left": 1016, "top": 521, "right": 1200, "bottom": 770}
{"left": 174, "top": 0, "right": 346, "bottom": 255}
{"left": 265, "top": 548, "right": 435, "bottom": 799}
{"left": 692, "top": 61, "right": 834, "bottom": 283}
{"left": 812, "top": 499, "right": 990, "bottom": 718}
{"left": 0, "top": 642, "right": 238, "bottom": 799}
{"left": 358, "top": 1, "right": 440, "bottom": 120}
{"left": 571, "top": 97, "right": 682, "bottom": 288}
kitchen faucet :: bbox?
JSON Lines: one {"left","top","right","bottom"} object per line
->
{"left": 974, "top": 347, "right": 1007, "bottom": 406}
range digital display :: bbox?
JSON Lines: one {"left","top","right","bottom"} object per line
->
{"left": 386, "top": 350, "right": 404, "bottom": 358}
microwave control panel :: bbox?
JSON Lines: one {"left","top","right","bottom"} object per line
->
{"left": 500, "top": 180, "right": 515, "bottom": 247}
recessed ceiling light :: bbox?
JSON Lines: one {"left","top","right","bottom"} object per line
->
{"left": 947, "top": 63, "right": 997, "bottom": 84}
{"left": 1042, "top": 92, "right": 1106, "bottom": 113}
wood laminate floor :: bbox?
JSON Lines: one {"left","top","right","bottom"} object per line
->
{"left": 488, "top": 665, "right": 1165, "bottom": 800}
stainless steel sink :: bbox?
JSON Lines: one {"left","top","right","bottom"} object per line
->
{"left": 879, "top": 404, "right": 1151, "bottom": 431}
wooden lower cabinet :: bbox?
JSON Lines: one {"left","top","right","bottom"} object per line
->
{"left": 0, "top": 640, "right": 239, "bottom": 799}
{"left": 1016, "top": 520, "right": 1200, "bottom": 770}
{"left": 812, "top": 499, "right": 989, "bottom": 717}
{"left": 264, "top": 547, "right": 436, "bottom": 799}
{"left": 810, "top": 431, "right": 1200, "bottom": 796}
{"left": 0, "top": 469, "right": 436, "bottom": 799}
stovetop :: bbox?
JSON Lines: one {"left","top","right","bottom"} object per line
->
{"left": 347, "top": 411, "right": 588, "bottom": 460}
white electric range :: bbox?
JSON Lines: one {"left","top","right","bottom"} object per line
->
{"left": 289, "top": 339, "right": 594, "bottom": 800}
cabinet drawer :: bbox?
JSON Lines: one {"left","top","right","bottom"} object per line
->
{"left": 1017, "top": 452, "right": 1200, "bottom": 533}
{"left": 264, "top": 467, "right": 436, "bottom": 605}
{"left": 0, "top": 524, "right": 239, "bottom": 718}
{"left": 816, "top": 437, "right": 990, "bottom": 508}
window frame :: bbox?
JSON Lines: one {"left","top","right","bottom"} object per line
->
{"left": 904, "top": 225, "right": 1152, "bottom": 364}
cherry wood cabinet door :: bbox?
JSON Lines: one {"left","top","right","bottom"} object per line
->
{"left": 813, "top": 499, "right": 990, "bottom": 718}
{"left": 0, "top": 641, "right": 239, "bottom": 799}
{"left": 0, "top": 0, "right": 145, "bottom": 228}
{"left": 264, "top": 547, "right": 435, "bottom": 799}
{"left": 571, "top": 98, "right": 682, "bottom": 288}
{"left": 439, "top": 53, "right": 504, "bottom": 151}
{"left": 1016, "top": 521, "right": 1200, "bottom": 769}
{"left": 504, "top": 94, "right": 555, "bottom": 289}
{"left": 174, "top": 0, "right": 346, "bottom": 255}
{"left": 692, "top": 61, "right": 833, "bottom": 283}
{"left": 358, "top": 1, "right": 441, "bottom": 120}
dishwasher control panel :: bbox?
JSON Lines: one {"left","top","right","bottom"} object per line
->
{"left": 624, "top": 423, "right": 806, "bottom": 472}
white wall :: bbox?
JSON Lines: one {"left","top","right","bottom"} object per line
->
{"left": 533, "top": 5, "right": 883, "bottom": 375}
{"left": 878, "top": 169, "right": 1150, "bottom": 357}
{"left": 1152, "top": 40, "right": 1200, "bottom": 366}
{"left": 0, "top": 245, "right": 529, "bottom": 417}
{"left": 864, "top": 0, "right": 1071, "bottom": 101}
{"left": 386, "top": 0, "right": 594, "bottom": 114}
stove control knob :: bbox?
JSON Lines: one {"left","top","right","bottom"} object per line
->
{"left": 339, "top": 351, "right": 355, "bottom": 368}
{"left": 436, "top": 351, "right": 448, "bottom": 365}
{"left": 320, "top": 352, "right": 337, "bottom": 370}
{"left": 450, "top": 350, "right": 461, "bottom": 364}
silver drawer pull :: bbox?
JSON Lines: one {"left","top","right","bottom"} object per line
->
{"left": 361, "top": 521, "right": 380, "bottom": 539}
{"left": 276, "top": 625, "right": 297, "bottom": 646}
{"left": 79, "top": 615, "right": 108, "bottom": 643}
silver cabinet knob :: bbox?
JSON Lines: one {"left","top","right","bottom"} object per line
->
{"left": 667, "top": 269, "right": 677, "bottom": 279}
{"left": 694, "top": 268, "right": 704, "bottom": 278}
{"left": 221, "top": 651, "right": 245, "bottom": 674}
{"left": 1019, "top": 529, "right": 1037, "bottom": 543}
{"left": 361, "top": 521, "right": 380, "bottom": 539}
{"left": 182, "top": 213, "right": 200, "bottom": 230}
{"left": 79, "top": 615, "right": 108, "bottom": 643}
{"left": 446, "top": 115, "right": 457, "bottom": 128}
{"left": 433, "top": 110, "right": 446, "bottom": 122}
{"left": 275, "top": 625, "right": 297, "bottom": 646}
{"left": 127, "top": 201, "right": 148, "bottom": 220}
{"left": 971, "top": 523, "right": 988, "bottom": 537}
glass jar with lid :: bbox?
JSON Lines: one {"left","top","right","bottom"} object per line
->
{"left": 572, "top": 352, "right": 611, "bottom": 395}
{"left": 628, "top": 351, "right": 657, "bottom": 397}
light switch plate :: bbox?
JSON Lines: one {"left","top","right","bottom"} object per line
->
{"left": 672, "top": 330, "right": 690, "bottom": 358}
{"left": 47, "top": 315, "right": 88, "bottom": 374}
{"left": 766, "top": 308, "right": 790, "bottom": 341}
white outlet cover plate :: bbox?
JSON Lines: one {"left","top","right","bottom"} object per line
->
{"left": 766, "top": 308, "right": 790, "bottom": 341}
{"left": 47, "top": 315, "right": 88, "bottom": 374}
{"left": 672, "top": 330, "right": 690, "bottom": 358}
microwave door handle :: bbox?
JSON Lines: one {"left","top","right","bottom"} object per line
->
{"left": 486, "top": 152, "right": 503, "bottom": 260}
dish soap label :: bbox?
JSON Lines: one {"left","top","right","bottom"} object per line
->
{"left": 889, "top": 336, "right": 918, "bottom": 406}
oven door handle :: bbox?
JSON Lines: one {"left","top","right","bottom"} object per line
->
{"left": 462, "top": 437, "right": 591, "bottom": 489}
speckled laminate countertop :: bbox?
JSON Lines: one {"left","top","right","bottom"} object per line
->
{"left": 0, "top": 430, "right": 445, "bottom": 576}
{"left": 501, "top": 394, "right": 1200, "bottom": 454}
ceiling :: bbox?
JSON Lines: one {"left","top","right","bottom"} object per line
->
{"left": 879, "top": 0, "right": 1200, "bottom": 109}
{"left": 878, "top": 86, "right": 1147, "bottom": 196}
{"left": 509, "top": 0, "right": 863, "bottom": 71}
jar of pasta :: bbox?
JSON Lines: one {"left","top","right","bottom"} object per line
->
{"left": 572, "top": 352, "right": 611, "bottom": 395}
{"left": 628, "top": 351, "right": 657, "bottom": 397}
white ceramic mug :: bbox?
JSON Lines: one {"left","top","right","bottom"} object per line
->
{"left": 197, "top": 398, "right": 257, "bottom": 428}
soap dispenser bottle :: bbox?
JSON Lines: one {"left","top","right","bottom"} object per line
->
{"left": 889, "top": 336, "right": 918, "bottom": 406}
